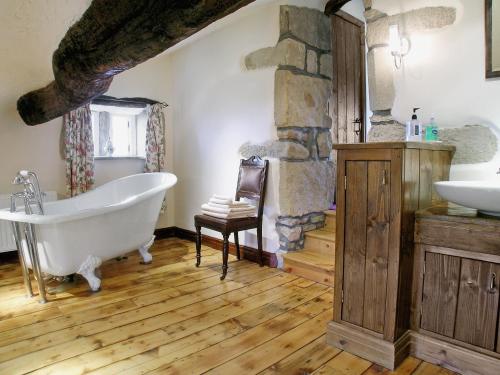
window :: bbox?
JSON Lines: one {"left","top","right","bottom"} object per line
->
{"left": 90, "top": 104, "right": 147, "bottom": 158}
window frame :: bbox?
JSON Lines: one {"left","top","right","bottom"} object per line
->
{"left": 90, "top": 106, "right": 147, "bottom": 160}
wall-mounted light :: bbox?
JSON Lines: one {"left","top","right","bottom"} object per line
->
{"left": 389, "top": 24, "right": 410, "bottom": 69}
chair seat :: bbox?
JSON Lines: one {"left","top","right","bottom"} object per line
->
{"left": 194, "top": 214, "right": 258, "bottom": 233}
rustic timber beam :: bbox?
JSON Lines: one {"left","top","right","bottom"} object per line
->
{"left": 324, "top": 0, "right": 352, "bottom": 15}
{"left": 17, "top": 0, "right": 254, "bottom": 126}
{"left": 91, "top": 95, "right": 167, "bottom": 108}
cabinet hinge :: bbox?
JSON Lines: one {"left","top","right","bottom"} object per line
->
{"left": 344, "top": 175, "right": 347, "bottom": 190}
{"left": 341, "top": 289, "right": 344, "bottom": 304}
{"left": 423, "top": 263, "right": 426, "bottom": 275}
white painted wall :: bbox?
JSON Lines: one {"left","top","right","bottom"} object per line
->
{"left": 166, "top": 1, "right": 281, "bottom": 251}
{"left": 0, "top": 0, "right": 364, "bottom": 251}
{"left": 372, "top": 0, "right": 500, "bottom": 180}
{"left": 163, "top": 0, "right": 365, "bottom": 252}
{"left": 0, "top": 0, "right": 90, "bottom": 196}
{"left": 0, "top": 0, "right": 174, "bottom": 227}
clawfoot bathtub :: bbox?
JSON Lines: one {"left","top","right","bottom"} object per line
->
{"left": 0, "top": 172, "right": 177, "bottom": 298}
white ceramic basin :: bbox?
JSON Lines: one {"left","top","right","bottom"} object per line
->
{"left": 434, "top": 180, "right": 500, "bottom": 216}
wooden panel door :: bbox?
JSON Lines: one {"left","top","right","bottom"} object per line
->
{"left": 342, "top": 161, "right": 368, "bottom": 326}
{"left": 420, "top": 253, "right": 460, "bottom": 337}
{"left": 454, "top": 259, "right": 500, "bottom": 351}
{"left": 331, "top": 11, "right": 365, "bottom": 144}
{"left": 342, "top": 160, "right": 391, "bottom": 333}
{"left": 363, "top": 161, "right": 390, "bottom": 333}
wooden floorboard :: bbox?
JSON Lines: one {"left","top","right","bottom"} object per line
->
{"left": 0, "top": 237, "right": 457, "bottom": 375}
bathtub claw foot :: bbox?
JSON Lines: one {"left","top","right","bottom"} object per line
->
{"left": 139, "top": 235, "right": 155, "bottom": 264}
{"left": 77, "top": 255, "right": 102, "bottom": 292}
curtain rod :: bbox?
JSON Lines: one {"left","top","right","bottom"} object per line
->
{"left": 91, "top": 95, "right": 168, "bottom": 108}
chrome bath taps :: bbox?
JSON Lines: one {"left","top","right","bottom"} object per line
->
{"left": 9, "top": 170, "right": 47, "bottom": 303}
{"left": 11, "top": 170, "right": 45, "bottom": 215}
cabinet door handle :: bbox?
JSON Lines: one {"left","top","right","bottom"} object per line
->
{"left": 382, "top": 170, "right": 387, "bottom": 185}
{"left": 488, "top": 273, "right": 497, "bottom": 294}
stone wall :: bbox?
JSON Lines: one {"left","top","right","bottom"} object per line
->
{"left": 244, "top": 5, "right": 334, "bottom": 251}
{"left": 364, "top": 2, "right": 498, "bottom": 163}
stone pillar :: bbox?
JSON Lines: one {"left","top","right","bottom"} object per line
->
{"left": 244, "top": 5, "right": 334, "bottom": 252}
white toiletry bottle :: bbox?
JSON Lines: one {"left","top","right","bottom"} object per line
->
{"left": 406, "top": 108, "right": 422, "bottom": 142}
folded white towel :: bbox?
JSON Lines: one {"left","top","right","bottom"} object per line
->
{"left": 208, "top": 201, "right": 254, "bottom": 208}
{"left": 202, "top": 203, "right": 256, "bottom": 214}
{"left": 208, "top": 198, "right": 249, "bottom": 207}
{"left": 202, "top": 210, "right": 256, "bottom": 219}
{"left": 209, "top": 197, "right": 233, "bottom": 205}
{"left": 213, "top": 194, "right": 233, "bottom": 201}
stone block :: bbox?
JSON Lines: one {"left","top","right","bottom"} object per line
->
{"left": 303, "top": 224, "right": 318, "bottom": 232}
{"left": 317, "top": 130, "right": 333, "bottom": 158}
{"left": 277, "top": 127, "right": 310, "bottom": 143}
{"left": 245, "top": 38, "right": 306, "bottom": 70}
{"left": 319, "top": 54, "right": 332, "bottom": 79}
{"left": 275, "top": 70, "right": 332, "bottom": 128}
{"left": 310, "top": 213, "right": 326, "bottom": 224}
{"left": 276, "top": 225, "right": 302, "bottom": 242}
{"left": 367, "top": 46, "right": 395, "bottom": 111}
{"left": 368, "top": 123, "right": 406, "bottom": 142}
{"left": 239, "top": 141, "right": 270, "bottom": 158}
{"left": 273, "top": 140, "right": 310, "bottom": 160}
{"left": 364, "top": 9, "right": 386, "bottom": 23}
{"left": 239, "top": 139, "right": 309, "bottom": 160}
{"left": 280, "top": 6, "right": 331, "bottom": 50}
{"left": 440, "top": 125, "right": 497, "bottom": 164}
{"left": 367, "top": 7, "right": 456, "bottom": 49}
{"left": 279, "top": 160, "right": 334, "bottom": 216}
{"left": 306, "top": 50, "right": 318, "bottom": 74}
{"left": 370, "top": 113, "right": 395, "bottom": 124}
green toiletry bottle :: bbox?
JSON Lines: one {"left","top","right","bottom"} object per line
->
{"left": 430, "top": 117, "right": 438, "bottom": 141}
{"left": 425, "top": 117, "right": 438, "bottom": 142}
{"left": 425, "top": 123, "right": 432, "bottom": 142}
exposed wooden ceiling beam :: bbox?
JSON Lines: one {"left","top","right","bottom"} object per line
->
{"left": 324, "top": 0, "right": 352, "bottom": 15}
{"left": 17, "top": 0, "right": 255, "bottom": 126}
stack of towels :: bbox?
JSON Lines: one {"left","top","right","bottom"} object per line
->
{"left": 201, "top": 194, "right": 256, "bottom": 219}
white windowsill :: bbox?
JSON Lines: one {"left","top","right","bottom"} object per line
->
{"left": 94, "top": 156, "right": 146, "bottom": 161}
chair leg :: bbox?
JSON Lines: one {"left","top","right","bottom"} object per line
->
{"left": 234, "top": 232, "right": 241, "bottom": 260}
{"left": 257, "top": 225, "right": 264, "bottom": 267}
{"left": 195, "top": 225, "right": 201, "bottom": 267}
{"left": 221, "top": 234, "right": 229, "bottom": 280}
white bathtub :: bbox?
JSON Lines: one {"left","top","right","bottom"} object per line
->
{"left": 0, "top": 172, "right": 177, "bottom": 293}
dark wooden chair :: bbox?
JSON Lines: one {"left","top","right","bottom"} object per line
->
{"left": 194, "top": 156, "right": 269, "bottom": 280}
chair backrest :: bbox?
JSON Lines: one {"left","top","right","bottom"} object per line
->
{"left": 235, "top": 156, "right": 269, "bottom": 219}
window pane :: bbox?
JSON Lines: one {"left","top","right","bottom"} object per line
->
{"left": 110, "top": 115, "right": 131, "bottom": 156}
{"left": 91, "top": 111, "right": 100, "bottom": 156}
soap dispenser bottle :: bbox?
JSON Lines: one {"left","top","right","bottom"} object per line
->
{"left": 406, "top": 108, "right": 422, "bottom": 142}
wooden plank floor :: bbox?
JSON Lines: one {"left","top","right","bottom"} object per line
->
{"left": 0, "top": 238, "right": 458, "bottom": 375}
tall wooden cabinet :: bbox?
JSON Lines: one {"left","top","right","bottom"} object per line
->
{"left": 327, "top": 142, "right": 455, "bottom": 369}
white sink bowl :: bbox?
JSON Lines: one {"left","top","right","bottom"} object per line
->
{"left": 434, "top": 180, "right": 500, "bottom": 216}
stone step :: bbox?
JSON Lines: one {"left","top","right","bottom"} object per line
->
{"left": 283, "top": 249, "right": 334, "bottom": 286}
{"left": 304, "top": 229, "right": 335, "bottom": 257}
{"left": 323, "top": 209, "right": 336, "bottom": 233}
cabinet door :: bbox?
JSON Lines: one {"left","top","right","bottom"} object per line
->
{"left": 342, "top": 160, "right": 390, "bottom": 334}
{"left": 454, "top": 259, "right": 500, "bottom": 351}
{"left": 420, "top": 253, "right": 460, "bottom": 337}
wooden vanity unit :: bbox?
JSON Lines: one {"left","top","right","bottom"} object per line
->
{"left": 327, "top": 142, "right": 455, "bottom": 369}
{"left": 412, "top": 205, "right": 500, "bottom": 374}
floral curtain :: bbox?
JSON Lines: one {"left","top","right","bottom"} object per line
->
{"left": 144, "top": 103, "right": 166, "bottom": 173}
{"left": 63, "top": 104, "right": 95, "bottom": 197}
